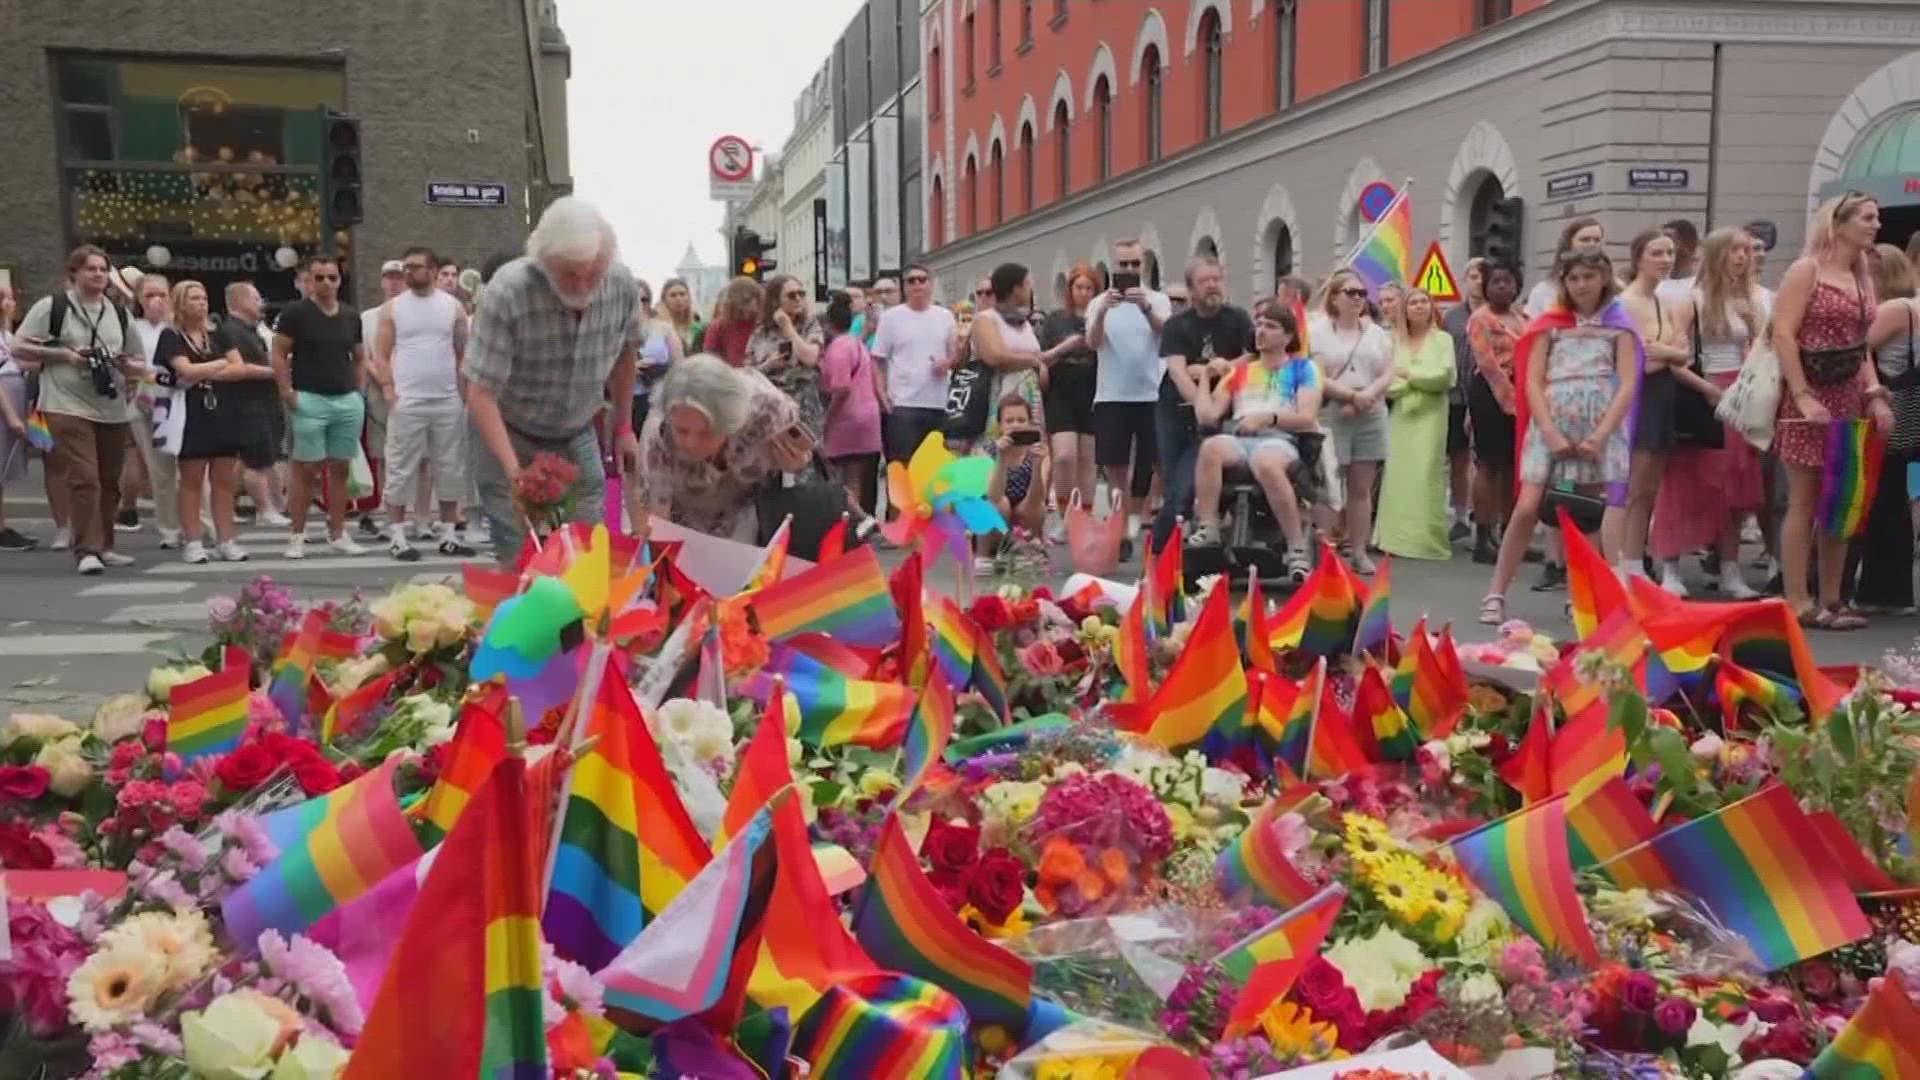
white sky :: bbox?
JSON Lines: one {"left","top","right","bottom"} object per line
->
{"left": 561, "top": 0, "right": 867, "bottom": 284}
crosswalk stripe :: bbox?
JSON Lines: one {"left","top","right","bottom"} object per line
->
{"left": 0, "top": 632, "right": 174, "bottom": 657}
{"left": 79, "top": 581, "right": 197, "bottom": 597}
{"left": 141, "top": 553, "right": 481, "bottom": 575}
{"left": 104, "top": 602, "right": 217, "bottom": 625}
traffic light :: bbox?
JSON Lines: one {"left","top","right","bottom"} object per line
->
{"left": 323, "top": 110, "right": 364, "bottom": 228}
{"left": 732, "top": 226, "right": 777, "bottom": 280}
{"left": 1484, "top": 196, "right": 1524, "bottom": 264}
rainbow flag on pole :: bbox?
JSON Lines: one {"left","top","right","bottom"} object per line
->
{"left": 1147, "top": 584, "right": 1249, "bottom": 753}
{"left": 1354, "top": 662, "right": 1418, "bottom": 762}
{"left": 1218, "top": 885, "right": 1348, "bottom": 1036}
{"left": 749, "top": 796, "right": 880, "bottom": 1018}
{"left": 23, "top": 409, "right": 53, "bottom": 452}
{"left": 1563, "top": 777, "right": 1664, "bottom": 873}
{"left": 1243, "top": 571, "right": 1278, "bottom": 675}
{"left": 1560, "top": 508, "right": 1627, "bottom": 640}
{"left": 894, "top": 672, "right": 956, "bottom": 809}
{"left": 1269, "top": 542, "right": 1363, "bottom": 658}
{"left": 1449, "top": 796, "right": 1601, "bottom": 966}
{"left": 1353, "top": 557, "right": 1392, "bottom": 659}
{"left": 1715, "top": 654, "right": 1802, "bottom": 729}
{"left": 1806, "top": 974, "right": 1920, "bottom": 1078}
{"left": 925, "top": 596, "right": 976, "bottom": 691}
{"left": 166, "top": 661, "right": 250, "bottom": 761}
{"left": 1307, "top": 663, "right": 1375, "bottom": 779}
{"left": 749, "top": 544, "right": 900, "bottom": 648}
{"left": 268, "top": 610, "right": 358, "bottom": 738}
{"left": 1393, "top": 619, "right": 1467, "bottom": 742}
{"left": 720, "top": 682, "right": 798, "bottom": 848}
{"left": 1818, "top": 418, "right": 1885, "bottom": 539}
{"left": 414, "top": 684, "right": 508, "bottom": 842}
{"left": 1216, "top": 788, "right": 1318, "bottom": 910}
{"left": 1349, "top": 185, "right": 1413, "bottom": 297}
{"left": 1257, "top": 663, "right": 1320, "bottom": 776}
{"left": 771, "top": 644, "right": 917, "bottom": 748}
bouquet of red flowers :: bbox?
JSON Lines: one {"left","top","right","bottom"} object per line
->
{"left": 515, "top": 452, "right": 580, "bottom": 539}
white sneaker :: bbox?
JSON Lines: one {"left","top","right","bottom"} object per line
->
{"left": 217, "top": 540, "right": 249, "bottom": 562}
{"left": 76, "top": 554, "right": 104, "bottom": 575}
{"left": 1043, "top": 512, "right": 1067, "bottom": 545}
{"left": 327, "top": 534, "right": 367, "bottom": 556}
{"left": 157, "top": 528, "right": 183, "bottom": 550}
{"left": 973, "top": 555, "right": 996, "bottom": 575}
{"left": 182, "top": 541, "right": 210, "bottom": 565}
{"left": 1659, "top": 565, "right": 1688, "bottom": 597}
{"left": 50, "top": 528, "right": 71, "bottom": 552}
{"left": 1720, "top": 568, "right": 1759, "bottom": 599}
{"left": 259, "top": 511, "right": 292, "bottom": 528}
{"left": 1350, "top": 551, "right": 1378, "bottom": 576}
{"left": 100, "top": 551, "right": 135, "bottom": 568}
{"left": 284, "top": 534, "right": 307, "bottom": 560}
{"left": 1124, "top": 515, "right": 1142, "bottom": 542}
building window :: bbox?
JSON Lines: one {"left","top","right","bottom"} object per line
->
{"left": 1200, "top": 10, "right": 1224, "bottom": 139}
{"left": 963, "top": 12, "right": 976, "bottom": 90}
{"left": 1467, "top": 174, "right": 1506, "bottom": 256}
{"left": 1274, "top": 0, "right": 1298, "bottom": 110}
{"left": 1053, "top": 100, "right": 1071, "bottom": 200}
{"left": 988, "top": 0, "right": 1002, "bottom": 72}
{"left": 1271, "top": 223, "right": 1294, "bottom": 278}
{"left": 990, "top": 141, "right": 1005, "bottom": 226}
{"left": 1142, "top": 46, "right": 1162, "bottom": 162}
{"left": 931, "top": 176, "right": 945, "bottom": 248}
{"left": 962, "top": 154, "right": 978, "bottom": 235}
{"left": 1196, "top": 236, "right": 1219, "bottom": 258}
{"left": 1476, "top": 0, "right": 1513, "bottom": 27}
{"left": 1018, "top": 121, "right": 1035, "bottom": 212}
{"left": 928, "top": 44, "right": 943, "bottom": 117}
{"left": 1051, "top": 0, "right": 1067, "bottom": 29}
{"left": 1020, "top": 0, "right": 1034, "bottom": 47}
{"left": 1093, "top": 76, "right": 1112, "bottom": 181}
{"left": 1364, "top": 0, "right": 1390, "bottom": 74}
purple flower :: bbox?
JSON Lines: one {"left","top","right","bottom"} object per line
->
{"left": 85, "top": 1032, "right": 142, "bottom": 1073}
{"left": 1654, "top": 996, "right": 1698, "bottom": 1038}
{"left": 214, "top": 810, "right": 279, "bottom": 866}
{"left": 258, "top": 930, "right": 364, "bottom": 1036}
{"left": 158, "top": 826, "right": 206, "bottom": 864}
{"left": 142, "top": 871, "right": 196, "bottom": 910}
{"left": 220, "top": 847, "right": 258, "bottom": 883}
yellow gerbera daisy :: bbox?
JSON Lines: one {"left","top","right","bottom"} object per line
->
{"left": 66, "top": 945, "right": 163, "bottom": 1032}
{"left": 1341, "top": 813, "right": 1397, "bottom": 871}
{"left": 1369, "top": 853, "right": 1433, "bottom": 925}
{"left": 1417, "top": 866, "right": 1472, "bottom": 941}
{"left": 1258, "top": 1001, "right": 1342, "bottom": 1060}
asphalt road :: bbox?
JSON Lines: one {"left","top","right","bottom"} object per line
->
{"left": 1, "top": 481, "right": 1914, "bottom": 718}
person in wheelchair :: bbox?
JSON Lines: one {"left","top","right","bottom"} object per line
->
{"left": 1190, "top": 305, "right": 1323, "bottom": 582}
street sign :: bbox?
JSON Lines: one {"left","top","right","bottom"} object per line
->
{"left": 424, "top": 181, "right": 509, "bottom": 208}
{"left": 709, "top": 135, "right": 756, "bottom": 202}
{"left": 1412, "top": 241, "right": 1461, "bottom": 303}
{"left": 1627, "top": 167, "right": 1690, "bottom": 192}
{"left": 1359, "top": 181, "right": 1397, "bottom": 223}
{"left": 1545, "top": 171, "right": 1595, "bottom": 201}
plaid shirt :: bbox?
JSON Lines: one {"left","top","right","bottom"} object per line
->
{"left": 464, "top": 257, "right": 643, "bottom": 440}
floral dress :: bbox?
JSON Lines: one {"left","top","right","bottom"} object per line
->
{"left": 634, "top": 370, "right": 799, "bottom": 541}
{"left": 1776, "top": 278, "right": 1872, "bottom": 469}
{"left": 747, "top": 317, "right": 827, "bottom": 440}
{"left": 1519, "top": 326, "right": 1630, "bottom": 488}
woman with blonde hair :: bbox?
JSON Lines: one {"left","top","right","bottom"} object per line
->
{"left": 1853, "top": 243, "right": 1920, "bottom": 612}
{"left": 658, "top": 277, "right": 704, "bottom": 355}
{"left": 1375, "top": 287, "right": 1455, "bottom": 559}
{"left": 1649, "top": 227, "right": 1768, "bottom": 598}
{"left": 1308, "top": 268, "right": 1394, "bottom": 573}
{"left": 1773, "top": 192, "right": 1890, "bottom": 629}
{"left": 699, "top": 276, "right": 761, "bottom": 367}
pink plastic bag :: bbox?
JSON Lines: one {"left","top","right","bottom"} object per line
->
{"left": 1066, "top": 491, "right": 1125, "bottom": 576}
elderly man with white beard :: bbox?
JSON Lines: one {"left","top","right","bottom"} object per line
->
{"left": 464, "top": 196, "right": 643, "bottom": 564}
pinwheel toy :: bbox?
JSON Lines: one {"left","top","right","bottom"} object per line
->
{"left": 883, "top": 431, "right": 1007, "bottom": 566}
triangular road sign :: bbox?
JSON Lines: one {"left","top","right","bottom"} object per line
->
{"left": 1413, "top": 241, "right": 1461, "bottom": 303}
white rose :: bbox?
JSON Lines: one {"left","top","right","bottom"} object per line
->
{"left": 146, "top": 665, "right": 211, "bottom": 705}
{"left": 271, "top": 1034, "right": 351, "bottom": 1080}
{"left": 7, "top": 712, "right": 80, "bottom": 743}
{"left": 1420, "top": 739, "right": 1452, "bottom": 774}
{"left": 35, "top": 740, "right": 94, "bottom": 798}
{"left": 1200, "top": 767, "right": 1247, "bottom": 807}
{"left": 92, "top": 694, "right": 150, "bottom": 744}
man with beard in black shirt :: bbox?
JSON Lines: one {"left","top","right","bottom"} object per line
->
{"left": 1153, "top": 256, "right": 1254, "bottom": 548}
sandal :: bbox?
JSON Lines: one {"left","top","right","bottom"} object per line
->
{"left": 1826, "top": 606, "right": 1869, "bottom": 632}
{"left": 1284, "top": 547, "right": 1312, "bottom": 584}
{"left": 1478, "top": 594, "right": 1506, "bottom": 626}
{"left": 1796, "top": 606, "right": 1831, "bottom": 630}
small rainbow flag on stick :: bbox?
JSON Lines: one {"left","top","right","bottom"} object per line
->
{"left": 1243, "top": 570, "right": 1277, "bottom": 675}
{"left": 414, "top": 684, "right": 507, "bottom": 842}
{"left": 1805, "top": 969, "right": 1920, "bottom": 1078}
{"left": 1146, "top": 583, "right": 1248, "bottom": 753}
{"left": 1560, "top": 508, "right": 1628, "bottom": 640}
{"left": 925, "top": 597, "right": 976, "bottom": 692}
{"left": 1349, "top": 184, "right": 1413, "bottom": 297}
{"left": 1218, "top": 885, "right": 1348, "bottom": 1036}
{"left": 166, "top": 658, "right": 250, "bottom": 760}
{"left": 1353, "top": 557, "right": 1392, "bottom": 659}
{"left": 1269, "top": 542, "right": 1364, "bottom": 658}
{"left": 1216, "top": 789, "right": 1318, "bottom": 910}
{"left": 1449, "top": 796, "right": 1601, "bottom": 966}
{"left": 894, "top": 672, "right": 956, "bottom": 809}
{"left": 1563, "top": 777, "right": 1664, "bottom": 873}
{"left": 774, "top": 645, "right": 917, "bottom": 748}
{"left": 24, "top": 409, "right": 53, "bottom": 452}
{"left": 1818, "top": 418, "right": 1885, "bottom": 539}
{"left": 1354, "top": 663, "right": 1418, "bottom": 762}
{"left": 1715, "top": 654, "right": 1802, "bottom": 729}
{"left": 750, "top": 544, "right": 900, "bottom": 648}
{"left": 719, "top": 681, "right": 797, "bottom": 848}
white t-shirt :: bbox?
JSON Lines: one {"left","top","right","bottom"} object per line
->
{"left": 1088, "top": 289, "right": 1172, "bottom": 403}
{"left": 1524, "top": 280, "right": 1559, "bottom": 320}
{"left": 871, "top": 303, "right": 956, "bottom": 411}
{"left": 1655, "top": 276, "right": 1696, "bottom": 305}
{"left": 1307, "top": 314, "right": 1394, "bottom": 419}
{"left": 133, "top": 318, "right": 167, "bottom": 364}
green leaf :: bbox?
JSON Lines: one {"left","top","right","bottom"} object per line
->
{"left": 1647, "top": 728, "right": 1697, "bottom": 796}
{"left": 1826, "top": 704, "right": 1858, "bottom": 760}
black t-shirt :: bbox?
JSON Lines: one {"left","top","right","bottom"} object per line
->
{"left": 1158, "top": 304, "right": 1254, "bottom": 402}
{"left": 274, "top": 299, "right": 362, "bottom": 395}
{"left": 212, "top": 318, "right": 277, "bottom": 404}
{"left": 1036, "top": 308, "right": 1095, "bottom": 367}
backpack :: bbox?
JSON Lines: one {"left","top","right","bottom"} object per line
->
{"left": 46, "top": 292, "right": 131, "bottom": 350}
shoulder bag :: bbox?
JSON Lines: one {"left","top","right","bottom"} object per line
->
{"left": 755, "top": 453, "right": 865, "bottom": 560}
{"left": 1886, "top": 302, "right": 1920, "bottom": 455}
{"left": 1673, "top": 305, "right": 1725, "bottom": 448}
{"left": 1800, "top": 274, "right": 1872, "bottom": 387}
{"left": 1715, "top": 332, "right": 1782, "bottom": 452}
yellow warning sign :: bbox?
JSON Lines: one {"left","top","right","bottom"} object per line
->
{"left": 1413, "top": 241, "right": 1461, "bottom": 303}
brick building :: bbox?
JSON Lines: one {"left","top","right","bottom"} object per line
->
{"left": 919, "top": 0, "right": 1920, "bottom": 304}
{"left": 0, "top": 0, "right": 571, "bottom": 311}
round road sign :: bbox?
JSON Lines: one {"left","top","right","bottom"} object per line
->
{"left": 709, "top": 136, "right": 754, "bottom": 183}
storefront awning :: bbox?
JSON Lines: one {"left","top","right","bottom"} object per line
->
{"left": 1821, "top": 107, "right": 1920, "bottom": 208}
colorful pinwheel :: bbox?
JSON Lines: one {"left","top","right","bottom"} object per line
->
{"left": 883, "top": 431, "right": 1007, "bottom": 566}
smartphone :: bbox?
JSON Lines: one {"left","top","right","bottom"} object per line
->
{"left": 1009, "top": 428, "right": 1042, "bottom": 446}
{"left": 1110, "top": 271, "right": 1141, "bottom": 293}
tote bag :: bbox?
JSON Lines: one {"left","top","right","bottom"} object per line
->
{"left": 1065, "top": 490, "right": 1126, "bottom": 576}
{"left": 1715, "top": 335, "right": 1782, "bottom": 452}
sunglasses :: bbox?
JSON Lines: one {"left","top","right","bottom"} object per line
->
{"left": 311, "top": 274, "right": 340, "bottom": 283}
{"left": 975, "top": 288, "right": 994, "bottom": 297}
{"left": 782, "top": 290, "right": 806, "bottom": 300}
{"left": 904, "top": 275, "right": 929, "bottom": 284}
{"left": 1339, "top": 287, "right": 1367, "bottom": 298}
{"left": 638, "top": 294, "right": 652, "bottom": 305}
{"left": 403, "top": 262, "right": 431, "bottom": 271}
{"left": 1115, "top": 259, "right": 1142, "bottom": 269}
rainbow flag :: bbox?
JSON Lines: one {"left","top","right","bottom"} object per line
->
{"left": 1720, "top": 600, "right": 1847, "bottom": 722}
{"left": 414, "top": 684, "right": 508, "bottom": 842}
{"left": 1243, "top": 570, "right": 1277, "bottom": 675}
{"left": 1149, "top": 525, "right": 1186, "bottom": 630}
{"left": 23, "top": 409, "right": 53, "bottom": 452}
{"left": 1564, "top": 777, "right": 1663, "bottom": 872}
{"left": 1353, "top": 556, "right": 1392, "bottom": 658}
{"left": 1806, "top": 966, "right": 1920, "bottom": 1078}
{"left": 1638, "top": 594, "right": 1729, "bottom": 683}
{"left": 461, "top": 563, "right": 521, "bottom": 623}
{"left": 1257, "top": 664, "right": 1320, "bottom": 777}
{"left": 1642, "top": 784, "right": 1869, "bottom": 970}
{"left": 750, "top": 544, "right": 900, "bottom": 648}
{"left": 1308, "top": 662, "right": 1375, "bottom": 779}
{"left": 818, "top": 516, "right": 850, "bottom": 563}
{"left": 791, "top": 973, "right": 968, "bottom": 1080}
{"left": 607, "top": 666, "right": 711, "bottom": 919}
{"left": 1355, "top": 662, "right": 1418, "bottom": 762}
{"left": 1716, "top": 654, "right": 1801, "bottom": 729}
{"left": 720, "top": 682, "right": 798, "bottom": 848}
{"left": 750, "top": 796, "right": 880, "bottom": 1018}
{"left": 320, "top": 666, "right": 401, "bottom": 745}
{"left": 167, "top": 661, "right": 250, "bottom": 761}
{"left": 969, "top": 618, "right": 1011, "bottom": 721}
{"left": 1118, "top": 584, "right": 1152, "bottom": 704}
{"left": 890, "top": 552, "right": 928, "bottom": 687}
{"left": 598, "top": 805, "right": 778, "bottom": 1029}
{"left": 1818, "top": 418, "right": 1886, "bottom": 539}
{"left": 1499, "top": 705, "right": 1553, "bottom": 804}
{"left": 344, "top": 755, "right": 546, "bottom": 1080}
{"left": 1146, "top": 584, "right": 1249, "bottom": 753}
{"left": 1349, "top": 186, "right": 1412, "bottom": 297}
{"left": 268, "top": 610, "right": 358, "bottom": 738}
{"left": 1394, "top": 619, "right": 1467, "bottom": 742}
{"left": 1216, "top": 793, "right": 1318, "bottom": 910}
{"left": 1559, "top": 508, "right": 1627, "bottom": 640}
{"left": 1548, "top": 706, "right": 1629, "bottom": 801}
{"left": 222, "top": 759, "right": 424, "bottom": 947}
{"left": 742, "top": 515, "right": 791, "bottom": 594}
{"left": 1269, "top": 542, "right": 1363, "bottom": 657}
{"left": 852, "top": 815, "right": 1033, "bottom": 1032}
{"left": 775, "top": 644, "right": 917, "bottom": 748}
{"left": 925, "top": 597, "right": 976, "bottom": 691}
{"left": 895, "top": 673, "right": 956, "bottom": 809}
{"left": 1218, "top": 885, "right": 1347, "bottom": 1036}
{"left": 1449, "top": 796, "right": 1601, "bottom": 965}
{"left": 1290, "top": 299, "right": 1313, "bottom": 355}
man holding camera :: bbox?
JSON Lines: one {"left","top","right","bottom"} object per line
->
{"left": 8, "top": 245, "right": 140, "bottom": 575}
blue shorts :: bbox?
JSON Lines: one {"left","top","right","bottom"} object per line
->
{"left": 290, "top": 390, "right": 366, "bottom": 463}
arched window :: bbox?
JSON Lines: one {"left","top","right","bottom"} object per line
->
{"left": 1143, "top": 250, "right": 1162, "bottom": 290}
{"left": 1274, "top": 1, "right": 1297, "bottom": 110}
{"left": 963, "top": 11, "right": 977, "bottom": 89}
{"left": 962, "top": 154, "right": 978, "bottom": 235}
{"left": 930, "top": 176, "right": 946, "bottom": 248}
{"left": 1018, "top": 121, "right": 1035, "bottom": 213}
{"left": 929, "top": 42, "right": 944, "bottom": 116}
{"left": 1142, "top": 45, "right": 1163, "bottom": 162}
{"left": 1467, "top": 174, "right": 1506, "bottom": 257}
{"left": 989, "top": 141, "right": 1005, "bottom": 226}
{"left": 1196, "top": 236, "right": 1219, "bottom": 259}
{"left": 989, "top": 0, "right": 1003, "bottom": 70}
{"left": 1093, "top": 76, "right": 1113, "bottom": 182}
{"left": 1272, "top": 223, "right": 1294, "bottom": 278}
{"left": 1200, "top": 10, "right": 1224, "bottom": 139}
{"left": 1053, "top": 100, "right": 1071, "bottom": 200}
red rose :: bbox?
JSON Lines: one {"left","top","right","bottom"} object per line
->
{"left": 0, "top": 765, "right": 52, "bottom": 801}
{"left": 1485, "top": 734, "right": 1513, "bottom": 762}
{"left": 215, "top": 743, "right": 279, "bottom": 793}
{"left": 142, "top": 717, "right": 170, "bottom": 750}
{"left": 292, "top": 758, "right": 342, "bottom": 796}
{"left": 1056, "top": 639, "right": 1087, "bottom": 666}
{"left": 922, "top": 817, "right": 980, "bottom": 875}
{"left": 1295, "top": 957, "right": 1357, "bottom": 1018}
{"left": 0, "top": 821, "right": 53, "bottom": 869}
{"left": 964, "top": 851, "right": 1026, "bottom": 925}
{"left": 968, "top": 596, "right": 1014, "bottom": 632}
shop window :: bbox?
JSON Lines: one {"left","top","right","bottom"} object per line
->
{"left": 1093, "top": 76, "right": 1113, "bottom": 182}
{"left": 1142, "top": 46, "right": 1163, "bottom": 163}
{"left": 1200, "top": 11, "right": 1224, "bottom": 139}
{"left": 1053, "top": 100, "right": 1071, "bottom": 199}
{"left": 1274, "top": 0, "right": 1298, "bottom": 110}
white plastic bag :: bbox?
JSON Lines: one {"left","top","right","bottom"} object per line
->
{"left": 1716, "top": 337, "right": 1782, "bottom": 451}
{"left": 347, "top": 442, "right": 374, "bottom": 499}
{"left": 150, "top": 389, "right": 187, "bottom": 458}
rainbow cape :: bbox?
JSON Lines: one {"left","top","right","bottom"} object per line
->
{"left": 750, "top": 543, "right": 900, "bottom": 648}
{"left": 1817, "top": 418, "right": 1885, "bottom": 539}
{"left": 1512, "top": 300, "right": 1644, "bottom": 507}
{"left": 1350, "top": 186, "right": 1412, "bottom": 297}
{"left": 1449, "top": 796, "right": 1602, "bottom": 966}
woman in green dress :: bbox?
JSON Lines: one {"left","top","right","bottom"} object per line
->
{"left": 1377, "top": 287, "right": 1457, "bottom": 559}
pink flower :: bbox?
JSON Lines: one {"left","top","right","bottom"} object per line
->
{"left": 206, "top": 594, "right": 239, "bottom": 626}
{"left": 167, "top": 780, "right": 209, "bottom": 819}
{"left": 1017, "top": 640, "right": 1064, "bottom": 676}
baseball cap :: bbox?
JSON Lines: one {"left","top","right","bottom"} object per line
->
{"left": 380, "top": 259, "right": 405, "bottom": 275}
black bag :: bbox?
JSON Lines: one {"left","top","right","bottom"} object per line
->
{"left": 756, "top": 454, "right": 867, "bottom": 561}
{"left": 1542, "top": 482, "right": 1607, "bottom": 534}
{"left": 943, "top": 356, "right": 993, "bottom": 440}
{"left": 1675, "top": 316, "right": 1725, "bottom": 449}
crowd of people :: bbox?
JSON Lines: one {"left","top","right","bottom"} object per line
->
{"left": 3, "top": 191, "right": 1917, "bottom": 634}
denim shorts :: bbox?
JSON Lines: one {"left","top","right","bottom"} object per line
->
{"left": 1232, "top": 432, "right": 1299, "bottom": 466}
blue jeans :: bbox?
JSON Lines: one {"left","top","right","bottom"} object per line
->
{"left": 1152, "top": 387, "right": 1197, "bottom": 550}
{"left": 470, "top": 421, "right": 607, "bottom": 568}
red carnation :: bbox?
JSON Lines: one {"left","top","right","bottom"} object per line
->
{"left": 0, "top": 765, "right": 51, "bottom": 801}
{"left": 964, "top": 849, "right": 1026, "bottom": 925}
{"left": 215, "top": 743, "right": 279, "bottom": 793}
{"left": 922, "top": 817, "right": 981, "bottom": 876}
{"left": 968, "top": 596, "right": 1014, "bottom": 632}
{"left": 0, "top": 820, "right": 54, "bottom": 869}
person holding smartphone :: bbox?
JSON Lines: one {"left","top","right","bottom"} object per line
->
{"left": 985, "top": 395, "right": 1051, "bottom": 562}
{"left": 1087, "top": 239, "right": 1171, "bottom": 545}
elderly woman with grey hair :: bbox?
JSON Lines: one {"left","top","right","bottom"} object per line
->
{"left": 631, "top": 353, "right": 814, "bottom": 542}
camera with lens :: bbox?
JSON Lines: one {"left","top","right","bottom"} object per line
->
{"left": 85, "top": 346, "right": 120, "bottom": 399}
